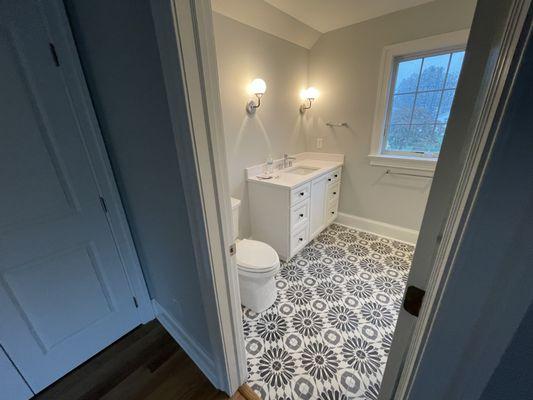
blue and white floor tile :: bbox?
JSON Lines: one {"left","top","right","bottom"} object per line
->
{"left": 242, "top": 224, "right": 413, "bottom": 400}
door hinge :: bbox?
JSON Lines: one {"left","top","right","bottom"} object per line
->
{"left": 49, "top": 43, "right": 60, "bottom": 67}
{"left": 403, "top": 285, "right": 425, "bottom": 317}
{"left": 229, "top": 243, "right": 236, "bottom": 256}
{"left": 133, "top": 296, "right": 139, "bottom": 308}
{"left": 99, "top": 196, "right": 108, "bottom": 213}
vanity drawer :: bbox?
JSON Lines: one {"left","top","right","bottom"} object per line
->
{"left": 290, "top": 198, "right": 310, "bottom": 231}
{"left": 326, "top": 199, "right": 339, "bottom": 224}
{"left": 326, "top": 168, "right": 342, "bottom": 185}
{"left": 291, "top": 182, "right": 311, "bottom": 206}
{"left": 327, "top": 182, "right": 340, "bottom": 204}
{"left": 291, "top": 224, "right": 309, "bottom": 254}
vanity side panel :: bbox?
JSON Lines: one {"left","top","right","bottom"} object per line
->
{"left": 248, "top": 182, "right": 290, "bottom": 260}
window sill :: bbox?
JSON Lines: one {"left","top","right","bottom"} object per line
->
{"left": 368, "top": 154, "right": 437, "bottom": 172}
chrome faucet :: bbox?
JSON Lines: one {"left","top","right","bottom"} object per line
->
{"left": 283, "top": 154, "right": 296, "bottom": 168}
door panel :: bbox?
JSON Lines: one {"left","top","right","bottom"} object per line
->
{"left": 0, "top": 0, "right": 140, "bottom": 393}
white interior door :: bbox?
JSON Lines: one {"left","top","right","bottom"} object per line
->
{"left": 0, "top": 0, "right": 141, "bottom": 393}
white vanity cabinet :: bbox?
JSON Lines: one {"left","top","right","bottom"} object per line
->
{"left": 248, "top": 166, "right": 342, "bottom": 260}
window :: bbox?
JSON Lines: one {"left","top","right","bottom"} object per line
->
{"left": 370, "top": 30, "right": 469, "bottom": 171}
{"left": 384, "top": 50, "right": 465, "bottom": 157}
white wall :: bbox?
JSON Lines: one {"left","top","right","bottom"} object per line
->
{"left": 307, "top": 0, "right": 477, "bottom": 231}
{"left": 213, "top": 13, "right": 309, "bottom": 237}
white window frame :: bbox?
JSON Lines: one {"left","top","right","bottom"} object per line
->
{"left": 369, "top": 30, "right": 470, "bottom": 171}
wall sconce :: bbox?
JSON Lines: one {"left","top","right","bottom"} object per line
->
{"left": 246, "top": 78, "right": 267, "bottom": 115}
{"left": 300, "top": 87, "right": 319, "bottom": 113}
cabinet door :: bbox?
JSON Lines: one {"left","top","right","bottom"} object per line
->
{"left": 309, "top": 175, "right": 329, "bottom": 238}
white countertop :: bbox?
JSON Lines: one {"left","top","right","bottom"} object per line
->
{"left": 247, "top": 153, "right": 344, "bottom": 189}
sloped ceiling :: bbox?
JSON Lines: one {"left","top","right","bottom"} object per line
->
{"left": 212, "top": 0, "right": 435, "bottom": 48}
{"left": 265, "top": 0, "right": 435, "bottom": 33}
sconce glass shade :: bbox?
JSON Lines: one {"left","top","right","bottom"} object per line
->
{"left": 249, "top": 78, "right": 267, "bottom": 95}
{"left": 305, "top": 86, "right": 320, "bottom": 100}
{"left": 300, "top": 86, "right": 320, "bottom": 113}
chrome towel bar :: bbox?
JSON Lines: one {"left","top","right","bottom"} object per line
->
{"left": 325, "top": 122, "right": 348, "bottom": 127}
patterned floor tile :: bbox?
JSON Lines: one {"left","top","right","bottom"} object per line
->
{"left": 242, "top": 224, "right": 414, "bottom": 400}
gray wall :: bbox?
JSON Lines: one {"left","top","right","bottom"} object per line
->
{"left": 213, "top": 13, "right": 309, "bottom": 238}
{"left": 308, "top": 0, "right": 477, "bottom": 231}
{"left": 64, "top": 0, "right": 212, "bottom": 355}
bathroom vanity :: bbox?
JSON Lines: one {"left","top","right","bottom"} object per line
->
{"left": 247, "top": 153, "right": 344, "bottom": 260}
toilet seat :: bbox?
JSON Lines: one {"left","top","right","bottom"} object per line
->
{"left": 236, "top": 239, "right": 279, "bottom": 273}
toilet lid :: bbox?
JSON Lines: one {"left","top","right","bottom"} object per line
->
{"left": 236, "top": 239, "right": 279, "bottom": 272}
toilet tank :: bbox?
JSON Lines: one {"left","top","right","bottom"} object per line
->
{"left": 230, "top": 198, "right": 241, "bottom": 241}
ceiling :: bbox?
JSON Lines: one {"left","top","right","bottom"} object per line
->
{"left": 212, "top": 0, "right": 435, "bottom": 48}
{"left": 264, "top": 0, "right": 435, "bottom": 33}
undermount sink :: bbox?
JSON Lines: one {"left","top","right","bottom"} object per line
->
{"left": 284, "top": 166, "right": 320, "bottom": 175}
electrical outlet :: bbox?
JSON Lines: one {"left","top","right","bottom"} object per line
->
{"left": 316, "top": 137, "right": 323, "bottom": 149}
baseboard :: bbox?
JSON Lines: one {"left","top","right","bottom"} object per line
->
{"left": 151, "top": 300, "right": 218, "bottom": 388}
{"left": 336, "top": 212, "right": 419, "bottom": 245}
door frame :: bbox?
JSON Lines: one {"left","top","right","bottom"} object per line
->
{"left": 150, "top": 0, "right": 247, "bottom": 394}
{"left": 39, "top": 1, "right": 154, "bottom": 323}
{"left": 150, "top": 0, "right": 531, "bottom": 398}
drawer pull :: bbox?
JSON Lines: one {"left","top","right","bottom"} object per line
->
{"left": 299, "top": 237, "right": 304, "bottom": 242}
{"left": 328, "top": 178, "right": 332, "bottom": 182}
{"left": 331, "top": 211, "right": 335, "bottom": 215}
{"left": 300, "top": 192, "right": 304, "bottom": 196}
{"left": 299, "top": 213, "right": 304, "bottom": 217}
{"left": 333, "top": 191, "right": 337, "bottom": 195}
{"left": 334, "top": 174, "right": 338, "bottom": 178}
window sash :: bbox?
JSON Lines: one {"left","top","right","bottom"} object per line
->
{"left": 381, "top": 47, "right": 465, "bottom": 158}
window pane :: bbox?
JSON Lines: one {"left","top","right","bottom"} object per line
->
{"left": 445, "top": 51, "right": 465, "bottom": 88}
{"left": 418, "top": 54, "right": 450, "bottom": 91}
{"left": 433, "top": 124, "right": 447, "bottom": 152}
{"left": 409, "top": 125, "right": 440, "bottom": 153}
{"left": 412, "top": 91, "right": 440, "bottom": 124}
{"left": 389, "top": 94, "right": 415, "bottom": 124}
{"left": 437, "top": 89, "right": 455, "bottom": 123}
{"left": 383, "top": 49, "right": 463, "bottom": 156}
{"left": 385, "top": 124, "right": 410, "bottom": 152}
{"left": 394, "top": 58, "right": 422, "bottom": 94}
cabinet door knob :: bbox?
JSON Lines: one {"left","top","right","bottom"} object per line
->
{"left": 334, "top": 174, "right": 338, "bottom": 178}
{"left": 300, "top": 192, "right": 304, "bottom": 196}
{"left": 299, "top": 237, "right": 303, "bottom": 241}
{"left": 333, "top": 192, "right": 337, "bottom": 195}
{"left": 331, "top": 211, "right": 335, "bottom": 214}
{"left": 328, "top": 178, "right": 332, "bottom": 181}
{"left": 299, "top": 213, "right": 304, "bottom": 217}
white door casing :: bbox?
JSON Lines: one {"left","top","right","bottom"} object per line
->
{"left": 150, "top": 0, "right": 247, "bottom": 394}
{"left": 0, "top": 0, "right": 150, "bottom": 393}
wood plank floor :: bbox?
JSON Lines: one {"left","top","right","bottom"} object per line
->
{"left": 35, "top": 320, "right": 242, "bottom": 400}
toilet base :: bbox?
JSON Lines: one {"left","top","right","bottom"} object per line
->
{"left": 238, "top": 271, "right": 277, "bottom": 313}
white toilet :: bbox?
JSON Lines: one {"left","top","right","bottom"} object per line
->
{"left": 231, "top": 198, "right": 280, "bottom": 312}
